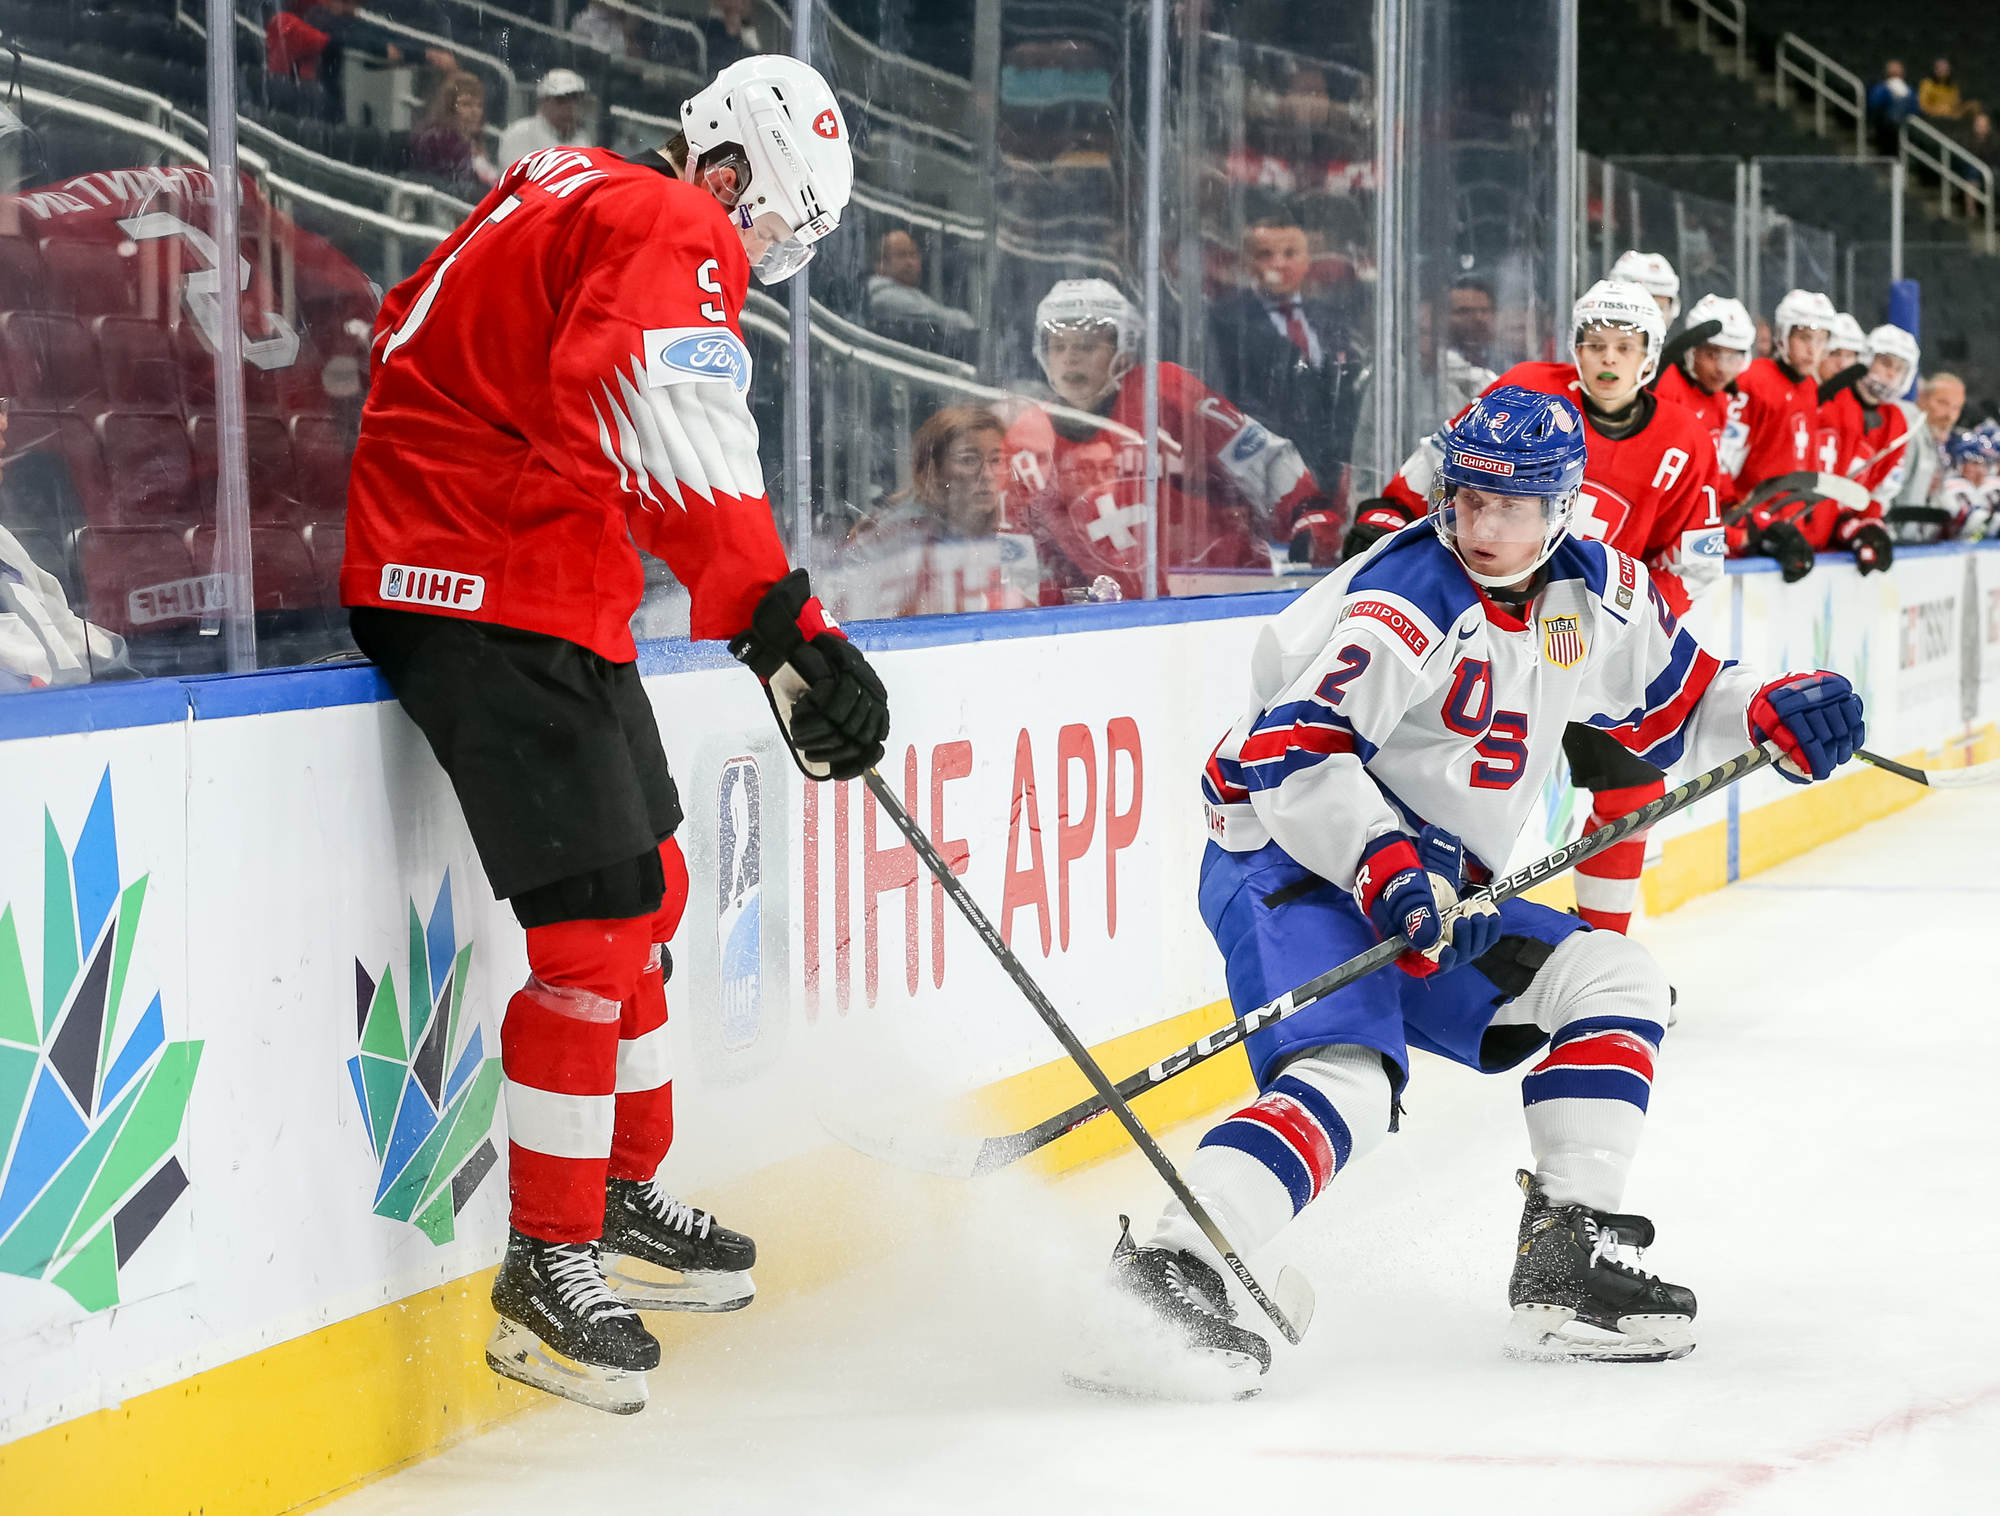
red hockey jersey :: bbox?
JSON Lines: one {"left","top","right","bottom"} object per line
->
{"left": 1384, "top": 360, "right": 1724, "bottom": 614}
{"left": 1003, "top": 362, "right": 1320, "bottom": 600}
{"left": 341, "top": 147, "right": 790, "bottom": 659}
{"left": 1653, "top": 362, "right": 1749, "bottom": 504}
{"left": 1732, "top": 357, "right": 1819, "bottom": 496}
{"left": 1816, "top": 385, "right": 1916, "bottom": 508}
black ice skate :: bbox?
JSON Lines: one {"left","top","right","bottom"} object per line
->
{"left": 1064, "top": 1216, "right": 1273, "bottom": 1401}
{"left": 600, "top": 1176, "right": 757, "bottom": 1313}
{"left": 487, "top": 1230, "right": 661, "bottom": 1415}
{"left": 1505, "top": 1170, "right": 1697, "bottom": 1363}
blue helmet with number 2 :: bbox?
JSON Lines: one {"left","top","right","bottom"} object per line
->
{"left": 1432, "top": 385, "right": 1589, "bottom": 588}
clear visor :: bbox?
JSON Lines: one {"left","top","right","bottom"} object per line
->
{"left": 738, "top": 207, "right": 818, "bottom": 285}
{"left": 1435, "top": 484, "right": 1568, "bottom": 543}
{"left": 1860, "top": 354, "right": 1912, "bottom": 399}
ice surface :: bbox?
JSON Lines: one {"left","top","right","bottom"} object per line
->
{"left": 327, "top": 787, "right": 2000, "bottom": 1515}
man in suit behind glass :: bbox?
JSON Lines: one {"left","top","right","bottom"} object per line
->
{"left": 1206, "top": 214, "right": 1364, "bottom": 541}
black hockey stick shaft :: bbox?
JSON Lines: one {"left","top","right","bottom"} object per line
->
{"left": 859, "top": 767, "right": 1306, "bottom": 1345}
{"left": 971, "top": 742, "right": 1779, "bottom": 1173}
{"left": 1858, "top": 749, "right": 1932, "bottom": 785}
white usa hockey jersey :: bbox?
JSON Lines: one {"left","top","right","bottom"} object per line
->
{"left": 1201, "top": 525, "right": 1762, "bottom": 891}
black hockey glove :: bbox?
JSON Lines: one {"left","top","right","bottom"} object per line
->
{"left": 1754, "top": 518, "right": 1816, "bottom": 583}
{"left": 730, "top": 570, "right": 890, "bottom": 782}
{"left": 1844, "top": 520, "right": 1894, "bottom": 575}
{"left": 1341, "top": 496, "right": 1420, "bottom": 564}
{"left": 1816, "top": 363, "right": 1866, "bottom": 405}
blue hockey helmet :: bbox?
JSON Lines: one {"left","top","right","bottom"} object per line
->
{"left": 1948, "top": 429, "right": 1996, "bottom": 468}
{"left": 1432, "top": 385, "right": 1588, "bottom": 587}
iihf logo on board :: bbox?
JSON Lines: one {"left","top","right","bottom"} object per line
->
{"left": 0, "top": 769, "right": 201, "bottom": 1311}
{"left": 346, "top": 873, "right": 502, "bottom": 1244}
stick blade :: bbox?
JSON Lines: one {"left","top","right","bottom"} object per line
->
{"left": 814, "top": 1103, "right": 988, "bottom": 1179}
{"left": 1907, "top": 760, "right": 2000, "bottom": 790}
{"left": 1275, "top": 1265, "right": 1316, "bottom": 1342}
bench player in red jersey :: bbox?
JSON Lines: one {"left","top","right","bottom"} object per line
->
{"left": 1344, "top": 279, "right": 1724, "bottom": 934}
{"left": 1652, "top": 293, "right": 1755, "bottom": 502}
{"left": 342, "top": 56, "right": 890, "bottom": 1415}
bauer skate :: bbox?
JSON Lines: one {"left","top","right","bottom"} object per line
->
{"left": 1064, "top": 1216, "right": 1272, "bottom": 1401}
{"left": 487, "top": 1231, "right": 660, "bottom": 1415}
{"left": 1504, "top": 1170, "right": 1696, "bottom": 1363}
{"left": 600, "top": 1176, "right": 757, "bottom": 1312}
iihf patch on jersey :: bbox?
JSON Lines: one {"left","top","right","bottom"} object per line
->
{"left": 644, "top": 327, "right": 751, "bottom": 393}
{"left": 1541, "top": 613, "right": 1585, "bottom": 669}
{"left": 380, "top": 563, "right": 485, "bottom": 610}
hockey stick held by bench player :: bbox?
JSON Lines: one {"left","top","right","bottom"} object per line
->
{"left": 853, "top": 767, "right": 1315, "bottom": 1347}
{"left": 831, "top": 743, "right": 1777, "bottom": 1183}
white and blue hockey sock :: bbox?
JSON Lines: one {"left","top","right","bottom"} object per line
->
{"left": 1150, "top": 1045, "right": 1389, "bottom": 1263}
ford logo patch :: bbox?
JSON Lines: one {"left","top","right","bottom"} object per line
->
{"left": 644, "top": 326, "right": 752, "bottom": 393}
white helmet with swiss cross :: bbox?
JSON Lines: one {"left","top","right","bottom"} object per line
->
{"left": 680, "top": 55, "right": 853, "bottom": 284}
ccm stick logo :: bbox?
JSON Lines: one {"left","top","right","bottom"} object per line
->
{"left": 380, "top": 564, "right": 485, "bottom": 611}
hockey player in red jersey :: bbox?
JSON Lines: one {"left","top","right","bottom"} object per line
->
{"left": 1652, "top": 293, "right": 1755, "bottom": 500}
{"left": 1738, "top": 323, "right": 1918, "bottom": 579}
{"left": 1730, "top": 288, "right": 1836, "bottom": 506}
{"left": 1344, "top": 280, "right": 1724, "bottom": 934}
{"left": 1002, "top": 279, "right": 1333, "bottom": 599}
{"left": 342, "top": 56, "right": 890, "bottom": 1415}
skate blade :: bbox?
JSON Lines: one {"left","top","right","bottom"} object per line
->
{"left": 604, "top": 1254, "right": 756, "bottom": 1313}
{"left": 486, "top": 1319, "right": 649, "bottom": 1414}
{"left": 1502, "top": 1303, "right": 1695, "bottom": 1364}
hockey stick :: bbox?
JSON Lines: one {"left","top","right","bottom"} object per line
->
{"left": 1857, "top": 747, "right": 2000, "bottom": 790}
{"left": 857, "top": 767, "right": 1315, "bottom": 1347}
{"left": 834, "top": 743, "right": 1776, "bottom": 1182}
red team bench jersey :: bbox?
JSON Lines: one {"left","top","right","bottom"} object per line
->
{"left": 1816, "top": 386, "right": 1916, "bottom": 509}
{"left": 1383, "top": 361, "right": 1724, "bottom": 615}
{"left": 341, "top": 147, "right": 791, "bottom": 659}
{"left": 1652, "top": 363, "right": 1749, "bottom": 505}
{"left": 1731, "top": 356, "right": 1819, "bottom": 497}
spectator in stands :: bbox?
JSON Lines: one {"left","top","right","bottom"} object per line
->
{"left": 301, "top": 0, "right": 456, "bottom": 122}
{"left": 1206, "top": 213, "right": 1363, "bottom": 502}
{"left": 411, "top": 72, "right": 499, "bottom": 193}
{"left": 1896, "top": 371, "right": 1968, "bottom": 507}
{"left": 498, "top": 69, "right": 594, "bottom": 171}
{"left": 1869, "top": 60, "right": 1917, "bottom": 155}
{"left": 1968, "top": 112, "right": 1997, "bottom": 165}
{"left": 702, "top": 0, "right": 763, "bottom": 75}
{"left": 1919, "top": 58, "right": 1974, "bottom": 122}
{"left": 571, "top": 1, "right": 638, "bottom": 61}
{"left": 865, "top": 231, "right": 977, "bottom": 356}
{"left": 0, "top": 413, "right": 134, "bottom": 691}
{"left": 1754, "top": 318, "right": 1774, "bottom": 358}
{"left": 831, "top": 407, "right": 1036, "bottom": 617}
{"left": 1447, "top": 275, "right": 1496, "bottom": 372}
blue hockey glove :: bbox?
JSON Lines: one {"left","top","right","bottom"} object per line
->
{"left": 1750, "top": 671, "right": 1864, "bottom": 784}
{"left": 1355, "top": 826, "right": 1502, "bottom": 979}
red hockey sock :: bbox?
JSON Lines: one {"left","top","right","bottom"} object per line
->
{"left": 502, "top": 916, "right": 654, "bottom": 1243}
{"left": 610, "top": 838, "right": 690, "bottom": 1183}
{"left": 1572, "top": 780, "right": 1665, "bottom": 935}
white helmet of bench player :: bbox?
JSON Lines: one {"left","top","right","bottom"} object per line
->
{"left": 1571, "top": 277, "right": 1667, "bottom": 391}
{"left": 1861, "top": 323, "right": 1920, "bottom": 404}
{"left": 1034, "top": 278, "right": 1141, "bottom": 405}
{"left": 1609, "top": 249, "right": 1681, "bottom": 324}
{"left": 1826, "top": 311, "right": 1867, "bottom": 362}
{"left": 680, "top": 55, "right": 853, "bottom": 284}
{"left": 1772, "top": 288, "right": 1838, "bottom": 350}
{"left": 1683, "top": 292, "right": 1755, "bottom": 352}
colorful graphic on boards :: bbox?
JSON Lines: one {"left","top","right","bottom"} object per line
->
{"left": 0, "top": 769, "right": 201, "bottom": 1311}
{"left": 347, "top": 873, "right": 501, "bottom": 1245}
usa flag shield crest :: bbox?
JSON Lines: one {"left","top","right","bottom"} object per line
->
{"left": 1541, "top": 613, "right": 1585, "bottom": 669}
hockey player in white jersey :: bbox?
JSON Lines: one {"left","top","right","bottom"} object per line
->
{"left": 1077, "top": 386, "right": 1863, "bottom": 1395}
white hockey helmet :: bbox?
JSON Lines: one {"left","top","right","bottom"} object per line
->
{"left": 1772, "top": 288, "right": 1838, "bottom": 351}
{"left": 680, "top": 55, "right": 853, "bottom": 284}
{"left": 1861, "top": 322, "right": 1921, "bottom": 402}
{"left": 1826, "top": 311, "right": 1867, "bottom": 361}
{"left": 1034, "top": 278, "right": 1141, "bottom": 398}
{"left": 1609, "top": 249, "right": 1681, "bottom": 324}
{"left": 1682, "top": 292, "right": 1755, "bottom": 353}
{"left": 1570, "top": 277, "right": 1667, "bottom": 386}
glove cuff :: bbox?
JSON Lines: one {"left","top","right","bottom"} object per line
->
{"left": 1354, "top": 832, "right": 1421, "bottom": 916}
{"left": 728, "top": 569, "right": 845, "bottom": 680}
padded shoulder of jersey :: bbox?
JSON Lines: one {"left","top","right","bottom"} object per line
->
{"left": 1642, "top": 386, "right": 1721, "bottom": 451}
{"left": 1547, "top": 536, "right": 1644, "bottom": 622}
{"left": 1491, "top": 360, "right": 1580, "bottom": 401}
{"left": 1344, "top": 523, "right": 1480, "bottom": 635}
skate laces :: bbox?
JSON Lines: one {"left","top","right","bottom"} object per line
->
{"left": 1583, "top": 1216, "right": 1653, "bottom": 1279}
{"left": 546, "top": 1243, "right": 635, "bottom": 1322}
{"left": 639, "top": 1179, "right": 713, "bottom": 1240}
